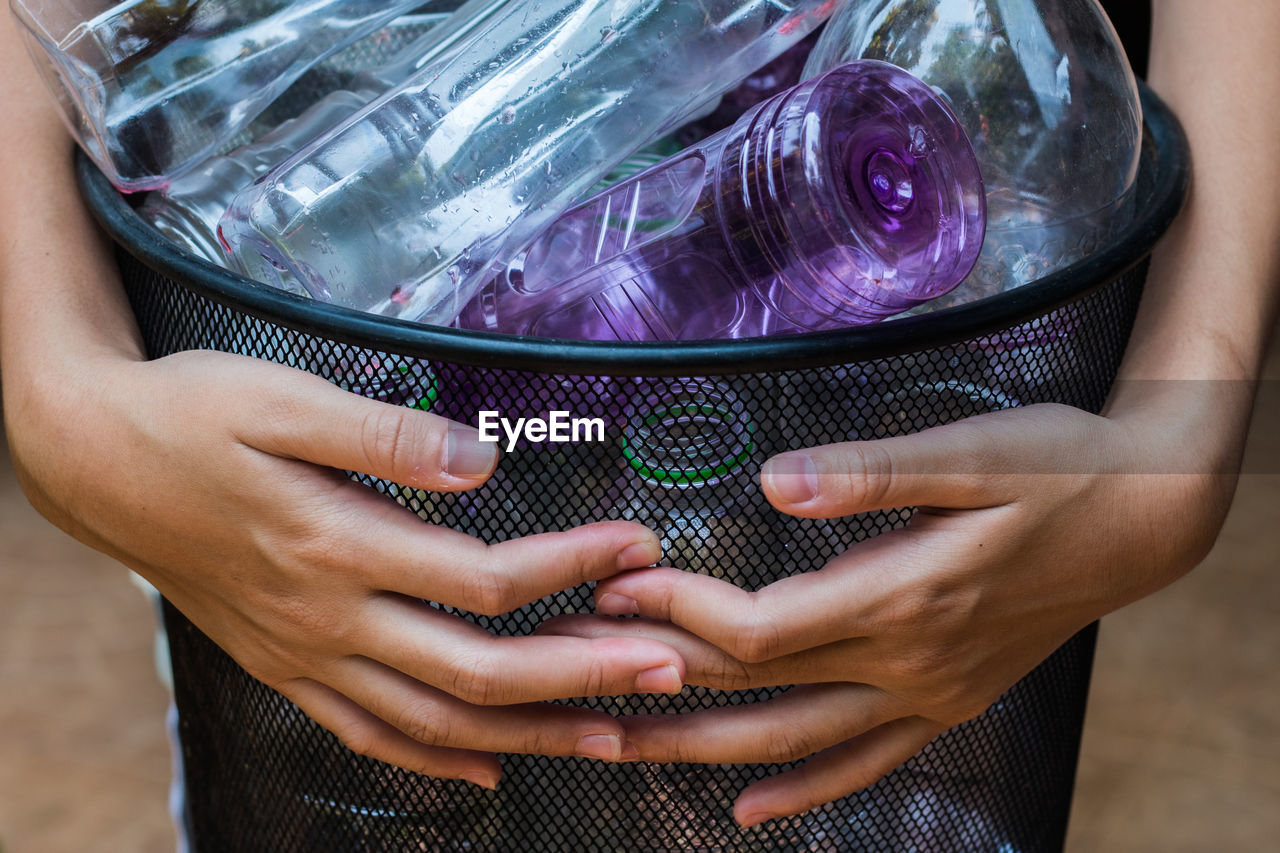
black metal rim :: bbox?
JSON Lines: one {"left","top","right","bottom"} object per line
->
{"left": 78, "top": 84, "right": 1189, "bottom": 376}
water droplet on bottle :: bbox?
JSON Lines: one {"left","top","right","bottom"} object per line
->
{"left": 600, "top": 26, "right": 617, "bottom": 44}
{"left": 447, "top": 266, "right": 461, "bottom": 286}
{"left": 498, "top": 104, "right": 517, "bottom": 124}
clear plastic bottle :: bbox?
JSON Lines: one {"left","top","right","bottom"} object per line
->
{"left": 138, "top": 0, "right": 509, "bottom": 265}
{"left": 216, "top": 0, "right": 842, "bottom": 327}
{"left": 455, "top": 61, "right": 986, "bottom": 341}
{"left": 609, "top": 378, "right": 837, "bottom": 851}
{"left": 871, "top": 378, "right": 1020, "bottom": 436}
{"left": 803, "top": 0, "right": 1142, "bottom": 306}
{"left": 11, "top": 0, "right": 448, "bottom": 190}
{"left": 138, "top": 88, "right": 372, "bottom": 267}
{"left": 673, "top": 28, "right": 821, "bottom": 146}
{"left": 611, "top": 379, "right": 798, "bottom": 584}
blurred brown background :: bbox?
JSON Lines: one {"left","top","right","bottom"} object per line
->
{"left": 2, "top": 332, "right": 1277, "bottom": 852}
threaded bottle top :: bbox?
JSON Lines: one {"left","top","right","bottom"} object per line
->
{"left": 622, "top": 382, "right": 755, "bottom": 488}
{"left": 718, "top": 60, "right": 986, "bottom": 327}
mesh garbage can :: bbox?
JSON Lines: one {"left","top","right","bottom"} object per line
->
{"left": 78, "top": 82, "right": 1187, "bottom": 852}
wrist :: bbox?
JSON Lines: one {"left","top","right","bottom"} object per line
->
{"left": 1104, "top": 375, "right": 1254, "bottom": 476}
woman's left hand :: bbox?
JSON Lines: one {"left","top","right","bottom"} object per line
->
{"left": 539, "top": 392, "right": 1242, "bottom": 826}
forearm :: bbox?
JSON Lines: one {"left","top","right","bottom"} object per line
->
{"left": 1102, "top": 0, "right": 1280, "bottom": 477}
{"left": 0, "top": 12, "right": 145, "bottom": 397}
{"left": 1118, "top": 0, "right": 1280, "bottom": 383}
{"left": 0, "top": 11, "right": 150, "bottom": 533}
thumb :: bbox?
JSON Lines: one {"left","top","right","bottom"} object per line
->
{"left": 759, "top": 405, "right": 1096, "bottom": 517}
{"left": 229, "top": 359, "right": 498, "bottom": 491}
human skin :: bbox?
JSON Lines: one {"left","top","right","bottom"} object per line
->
{"left": 0, "top": 11, "right": 687, "bottom": 789}
{"left": 3, "top": 0, "right": 1277, "bottom": 830}
{"left": 539, "top": 0, "right": 1280, "bottom": 826}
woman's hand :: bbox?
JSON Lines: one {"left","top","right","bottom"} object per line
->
{"left": 0, "top": 10, "right": 686, "bottom": 792}
{"left": 540, "top": 386, "right": 1245, "bottom": 824}
{"left": 6, "top": 347, "right": 683, "bottom": 788}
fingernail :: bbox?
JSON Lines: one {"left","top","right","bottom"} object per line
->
{"left": 461, "top": 771, "right": 499, "bottom": 791}
{"left": 635, "top": 664, "right": 682, "bottom": 694}
{"left": 443, "top": 425, "right": 497, "bottom": 479}
{"left": 739, "top": 811, "right": 779, "bottom": 829}
{"left": 764, "top": 453, "right": 818, "bottom": 504}
{"left": 597, "top": 592, "right": 639, "bottom": 616}
{"left": 576, "top": 733, "right": 624, "bottom": 761}
{"left": 617, "top": 537, "right": 661, "bottom": 570}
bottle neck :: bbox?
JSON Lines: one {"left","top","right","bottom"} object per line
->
{"left": 713, "top": 61, "right": 985, "bottom": 327}
{"left": 622, "top": 382, "right": 755, "bottom": 489}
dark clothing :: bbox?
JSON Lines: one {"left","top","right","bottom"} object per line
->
{"left": 1100, "top": 0, "right": 1152, "bottom": 77}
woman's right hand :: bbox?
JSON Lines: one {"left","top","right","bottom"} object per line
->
{"left": 5, "top": 347, "right": 680, "bottom": 789}
{"left": 0, "top": 10, "right": 683, "bottom": 788}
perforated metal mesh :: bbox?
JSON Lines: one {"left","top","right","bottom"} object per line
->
{"left": 82, "top": 24, "right": 1190, "bottom": 849}
{"left": 116, "top": 252, "right": 1150, "bottom": 852}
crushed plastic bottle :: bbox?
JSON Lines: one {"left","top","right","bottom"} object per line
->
{"left": 674, "top": 28, "right": 822, "bottom": 146}
{"left": 217, "top": 0, "right": 842, "bottom": 327}
{"left": 138, "top": 0, "right": 508, "bottom": 264}
{"left": 11, "top": 0, "right": 449, "bottom": 190}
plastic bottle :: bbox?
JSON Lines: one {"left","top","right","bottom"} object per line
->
{"left": 614, "top": 380, "right": 757, "bottom": 569}
{"left": 803, "top": 0, "right": 1142, "bottom": 306}
{"left": 611, "top": 379, "right": 797, "bottom": 580}
{"left": 11, "top": 0, "right": 452, "bottom": 190}
{"left": 455, "top": 61, "right": 986, "bottom": 341}
{"left": 138, "top": 89, "right": 372, "bottom": 267}
{"left": 608, "top": 378, "right": 848, "bottom": 851}
{"left": 216, "top": 0, "right": 842, "bottom": 327}
{"left": 138, "top": 0, "right": 509, "bottom": 265}
{"left": 673, "top": 28, "right": 822, "bottom": 146}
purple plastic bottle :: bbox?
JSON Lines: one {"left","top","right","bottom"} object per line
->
{"left": 456, "top": 61, "right": 986, "bottom": 342}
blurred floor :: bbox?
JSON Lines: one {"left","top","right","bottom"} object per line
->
{"left": 0, "top": 425, "right": 174, "bottom": 853}
{"left": 1065, "top": 347, "right": 1280, "bottom": 847}
{"left": 1, "top": 338, "right": 1277, "bottom": 853}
